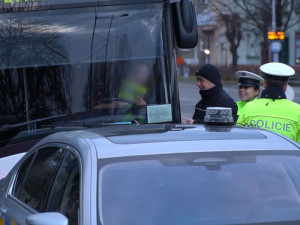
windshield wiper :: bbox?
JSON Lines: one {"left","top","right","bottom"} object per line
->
{"left": 63, "top": 121, "right": 135, "bottom": 128}
{"left": 0, "top": 114, "right": 67, "bottom": 132}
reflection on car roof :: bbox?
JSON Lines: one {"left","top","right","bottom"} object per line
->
{"left": 92, "top": 125, "right": 266, "bottom": 144}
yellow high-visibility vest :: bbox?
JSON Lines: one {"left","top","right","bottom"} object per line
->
{"left": 237, "top": 98, "right": 300, "bottom": 143}
{"left": 236, "top": 98, "right": 258, "bottom": 116}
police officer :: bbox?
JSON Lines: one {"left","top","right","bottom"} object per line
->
{"left": 237, "top": 62, "right": 300, "bottom": 143}
{"left": 235, "top": 71, "right": 264, "bottom": 116}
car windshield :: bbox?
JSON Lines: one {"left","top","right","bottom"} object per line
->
{"left": 0, "top": 3, "right": 171, "bottom": 127}
{"left": 99, "top": 151, "right": 300, "bottom": 225}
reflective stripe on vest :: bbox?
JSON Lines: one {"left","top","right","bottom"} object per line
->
{"left": 249, "top": 120, "right": 292, "bottom": 132}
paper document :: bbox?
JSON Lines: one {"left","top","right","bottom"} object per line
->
{"left": 147, "top": 104, "right": 172, "bottom": 123}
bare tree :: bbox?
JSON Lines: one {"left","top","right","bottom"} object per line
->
{"left": 0, "top": 16, "right": 71, "bottom": 120}
{"left": 233, "top": 0, "right": 299, "bottom": 64}
{"left": 211, "top": 1, "right": 243, "bottom": 68}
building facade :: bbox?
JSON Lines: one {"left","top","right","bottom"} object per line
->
{"left": 179, "top": 0, "right": 300, "bottom": 80}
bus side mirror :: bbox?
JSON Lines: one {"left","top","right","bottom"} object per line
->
{"left": 171, "top": 0, "right": 198, "bottom": 49}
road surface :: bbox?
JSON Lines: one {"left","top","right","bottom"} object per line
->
{"left": 179, "top": 81, "right": 300, "bottom": 122}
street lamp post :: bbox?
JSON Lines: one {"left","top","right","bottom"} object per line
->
{"left": 270, "top": 0, "right": 281, "bottom": 62}
{"left": 204, "top": 48, "right": 210, "bottom": 63}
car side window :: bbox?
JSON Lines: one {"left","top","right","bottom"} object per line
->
{"left": 46, "top": 151, "right": 80, "bottom": 225}
{"left": 13, "top": 147, "right": 66, "bottom": 212}
{"left": 14, "top": 154, "right": 35, "bottom": 198}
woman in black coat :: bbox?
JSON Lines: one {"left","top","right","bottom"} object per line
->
{"left": 187, "top": 64, "right": 237, "bottom": 124}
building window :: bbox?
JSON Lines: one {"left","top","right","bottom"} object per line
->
{"left": 218, "top": 35, "right": 227, "bottom": 66}
{"left": 220, "top": 43, "right": 227, "bottom": 66}
{"left": 246, "top": 33, "right": 259, "bottom": 59}
{"left": 295, "top": 33, "right": 300, "bottom": 64}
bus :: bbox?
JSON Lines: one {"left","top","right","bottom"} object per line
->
{"left": 0, "top": 0, "right": 198, "bottom": 174}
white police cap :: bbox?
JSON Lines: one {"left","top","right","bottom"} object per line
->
{"left": 236, "top": 71, "right": 264, "bottom": 84}
{"left": 260, "top": 62, "right": 295, "bottom": 77}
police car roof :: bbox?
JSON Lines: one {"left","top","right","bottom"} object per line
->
{"left": 38, "top": 124, "right": 300, "bottom": 159}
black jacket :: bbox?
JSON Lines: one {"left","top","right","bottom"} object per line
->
{"left": 192, "top": 86, "right": 237, "bottom": 124}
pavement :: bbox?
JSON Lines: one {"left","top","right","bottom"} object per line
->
{"left": 179, "top": 81, "right": 300, "bottom": 122}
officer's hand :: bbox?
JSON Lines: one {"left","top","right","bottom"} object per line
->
{"left": 186, "top": 119, "right": 194, "bottom": 124}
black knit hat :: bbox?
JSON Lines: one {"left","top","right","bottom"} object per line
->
{"left": 196, "top": 64, "right": 222, "bottom": 87}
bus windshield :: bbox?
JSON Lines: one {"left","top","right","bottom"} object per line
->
{"left": 0, "top": 2, "right": 174, "bottom": 129}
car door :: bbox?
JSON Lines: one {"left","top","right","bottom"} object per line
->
{"left": 0, "top": 145, "right": 81, "bottom": 225}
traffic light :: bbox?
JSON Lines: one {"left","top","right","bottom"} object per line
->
{"left": 268, "top": 31, "right": 285, "bottom": 40}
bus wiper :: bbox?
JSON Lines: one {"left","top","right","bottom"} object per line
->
{"left": 0, "top": 114, "right": 67, "bottom": 132}
{"left": 70, "top": 121, "right": 134, "bottom": 128}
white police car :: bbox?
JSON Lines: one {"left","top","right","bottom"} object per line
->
{"left": 0, "top": 108, "right": 299, "bottom": 225}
